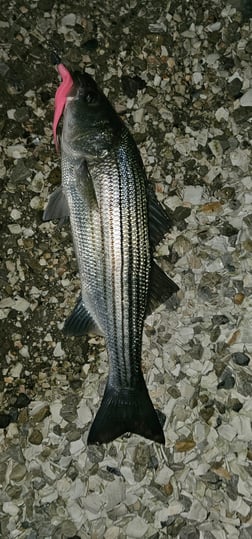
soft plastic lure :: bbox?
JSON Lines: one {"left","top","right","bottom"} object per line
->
{"left": 53, "top": 63, "right": 73, "bottom": 151}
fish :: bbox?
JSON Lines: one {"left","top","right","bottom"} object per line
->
{"left": 44, "top": 59, "right": 179, "bottom": 445}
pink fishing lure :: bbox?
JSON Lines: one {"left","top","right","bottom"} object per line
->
{"left": 53, "top": 63, "right": 74, "bottom": 151}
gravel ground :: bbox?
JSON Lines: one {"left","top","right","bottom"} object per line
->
{"left": 1, "top": 0, "right": 252, "bottom": 538}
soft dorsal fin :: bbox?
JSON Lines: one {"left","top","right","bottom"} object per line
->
{"left": 147, "top": 186, "right": 173, "bottom": 248}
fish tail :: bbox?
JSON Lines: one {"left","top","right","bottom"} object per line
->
{"left": 87, "top": 376, "right": 165, "bottom": 445}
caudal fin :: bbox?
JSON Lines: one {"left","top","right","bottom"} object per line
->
{"left": 87, "top": 376, "right": 165, "bottom": 445}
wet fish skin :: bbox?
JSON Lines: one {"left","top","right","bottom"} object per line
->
{"left": 44, "top": 65, "right": 179, "bottom": 444}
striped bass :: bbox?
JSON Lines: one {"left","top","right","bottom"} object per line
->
{"left": 44, "top": 60, "right": 178, "bottom": 444}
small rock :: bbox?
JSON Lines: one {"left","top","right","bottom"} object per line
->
{"left": 183, "top": 185, "right": 203, "bottom": 204}
{"left": 217, "top": 369, "right": 235, "bottom": 389}
{"left": 231, "top": 352, "right": 250, "bottom": 366}
{"left": 70, "top": 438, "right": 85, "bottom": 455}
{"left": 218, "top": 423, "right": 236, "bottom": 442}
{"left": 28, "top": 429, "right": 43, "bottom": 445}
{"left": 133, "top": 443, "right": 150, "bottom": 481}
{"left": 186, "top": 499, "right": 207, "bottom": 522}
{"left": 233, "top": 292, "right": 245, "bottom": 305}
{"left": 233, "top": 107, "right": 252, "bottom": 123}
{"left": 10, "top": 362, "right": 23, "bottom": 378}
{"left": 5, "top": 144, "right": 27, "bottom": 158}
{"left": 0, "top": 412, "right": 11, "bottom": 429}
{"left": 53, "top": 341, "right": 65, "bottom": 358}
{"left": 175, "top": 439, "right": 196, "bottom": 452}
{"left": 10, "top": 209, "right": 21, "bottom": 220}
{"left": 60, "top": 397, "right": 78, "bottom": 422}
{"left": 227, "top": 77, "right": 242, "bottom": 98}
{"left": 87, "top": 444, "right": 105, "bottom": 463}
{"left": 8, "top": 223, "right": 22, "bottom": 234}
{"left": 9, "top": 463, "right": 27, "bottom": 482}
{"left": 215, "top": 107, "right": 229, "bottom": 122}
{"left": 245, "top": 40, "right": 252, "bottom": 54}
{"left": 14, "top": 393, "right": 31, "bottom": 409}
{"left": 179, "top": 525, "right": 200, "bottom": 539}
{"left": 104, "top": 526, "right": 121, "bottom": 539}
{"left": 121, "top": 75, "right": 146, "bottom": 98}
{"left": 240, "top": 89, "right": 252, "bottom": 107}
{"left": 61, "top": 13, "right": 76, "bottom": 26}
{"left": 82, "top": 38, "right": 99, "bottom": 51}
{"left": 30, "top": 402, "right": 50, "bottom": 422}
{"left": 226, "top": 473, "right": 239, "bottom": 501}
{"left": 126, "top": 516, "right": 148, "bottom": 538}
{"left": 2, "top": 501, "right": 19, "bottom": 516}
{"left": 208, "top": 139, "right": 223, "bottom": 158}
{"left": 12, "top": 298, "right": 30, "bottom": 313}
{"left": 240, "top": 527, "right": 252, "bottom": 539}
{"left": 77, "top": 399, "right": 92, "bottom": 427}
{"left": 60, "top": 520, "right": 78, "bottom": 536}
{"left": 230, "top": 398, "right": 243, "bottom": 412}
{"left": 155, "top": 465, "right": 174, "bottom": 486}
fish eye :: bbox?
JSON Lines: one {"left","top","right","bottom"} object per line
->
{"left": 85, "top": 91, "right": 97, "bottom": 104}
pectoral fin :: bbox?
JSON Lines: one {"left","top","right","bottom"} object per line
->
{"left": 75, "top": 160, "right": 99, "bottom": 209}
{"left": 63, "top": 296, "right": 103, "bottom": 336}
{"left": 43, "top": 185, "right": 69, "bottom": 222}
{"left": 147, "top": 261, "right": 179, "bottom": 315}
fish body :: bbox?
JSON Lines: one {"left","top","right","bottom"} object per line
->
{"left": 44, "top": 64, "right": 178, "bottom": 444}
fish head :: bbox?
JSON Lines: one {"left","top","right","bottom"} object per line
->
{"left": 61, "top": 70, "right": 122, "bottom": 158}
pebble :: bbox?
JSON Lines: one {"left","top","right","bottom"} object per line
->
{"left": 0, "top": 412, "right": 12, "bottom": 429}
{"left": 104, "top": 526, "right": 121, "bottom": 539}
{"left": 53, "top": 341, "right": 65, "bottom": 358}
{"left": 227, "top": 76, "right": 243, "bottom": 98}
{"left": 69, "top": 438, "right": 85, "bottom": 455}
{"left": 5, "top": 144, "right": 27, "bottom": 158}
{"left": 61, "top": 13, "right": 76, "bottom": 26}
{"left": 217, "top": 370, "right": 235, "bottom": 390}
{"left": 183, "top": 185, "right": 203, "bottom": 204}
{"left": 179, "top": 525, "right": 200, "bottom": 539}
{"left": 186, "top": 499, "right": 207, "bottom": 521}
{"left": 9, "top": 463, "right": 27, "bottom": 482}
{"left": 10, "top": 208, "right": 21, "bottom": 220}
{"left": 13, "top": 297, "right": 30, "bottom": 313}
{"left": 231, "top": 352, "right": 250, "bottom": 366}
{"left": 215, "top": 107, "right": 229, "bottom": 122}
{"left": 175, "top": 439, "right": 196, "bottom": 452}
{"left": 2, "top": 501, "right": 19, "bottom": 516}
{"left": 126, "top": 516, "right": 148, "bottom": 538}
{"left": 121, "top": 75, "right": 146, "bottom": 98}
{"left": 155, "top": 465, "right": 174, "bottom": 485}
{"left": 208, "top": 139, "right": 223, "bottom": 158}
{"left": 28, "top": 429, "right": 43, "bottom": 445}
{"left": 240, "top": 89, "right": 252, "bottom": 107}
{"left": 29, "top": 402, "right": 50, "bottom": 422}
{"left": 77, "top": 398, "right": 92, "bottom": 426}
{"left": 104, "top": 477, "right": 125, "bottom": 511}
{"left": 8, "top": 223, "right": 22, "bottom": 234}
{"left": 218, "top": 424, "right": 237, "bottom": 442}
{"left": 14, "top": 393, "right": 31, "bottom": 408}
{"left": 10, "top": 362, "right": 23, "bottom": 378}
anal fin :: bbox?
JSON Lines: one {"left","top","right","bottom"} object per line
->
{"left": 147, "top": 262, "right": 179, "bottom": 315}
{"left": 63, "top": 296, "right": 102, "bottom": 336}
